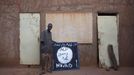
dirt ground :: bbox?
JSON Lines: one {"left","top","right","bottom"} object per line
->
{"left": 0, "top": 67, "right": 134, "bottom": 75}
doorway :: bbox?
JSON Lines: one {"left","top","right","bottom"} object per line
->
{"left": 97, "top": 13, "right": 119, "bottom": 68}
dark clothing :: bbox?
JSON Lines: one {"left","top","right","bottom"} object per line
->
{"left": 40, "top": 30, "right": 53, "bottom": 53}
{"left": 40, "top": 30, "right": 54, "bottom": 74}
{"left": 41, "top": 53, "right": 53, "bottom": 73}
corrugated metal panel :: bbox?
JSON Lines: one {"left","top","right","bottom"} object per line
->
{"left": 46, "top": 13, "right": 93, "bottom": 43}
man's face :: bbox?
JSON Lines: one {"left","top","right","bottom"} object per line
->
{"left": 47, "top": 24, "right": 52, "bottom": 31}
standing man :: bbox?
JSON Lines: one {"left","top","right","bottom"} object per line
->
{"left": 40, "top": 23, "right": 55, "bottom": 74}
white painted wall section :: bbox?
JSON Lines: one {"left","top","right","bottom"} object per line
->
{"left": 20, "top": 13, "right": 40, "bottom": 65}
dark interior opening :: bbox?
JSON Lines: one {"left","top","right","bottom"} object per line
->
{"left": 98, "top": 13, "right": 117, "bottom": 16}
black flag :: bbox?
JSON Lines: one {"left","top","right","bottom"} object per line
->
{"left": 53, "top": 42, "right": 80, "bottom": 71}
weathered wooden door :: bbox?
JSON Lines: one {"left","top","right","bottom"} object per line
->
{"left": 20, "top": 13, "right": 40, "bottom": 65}
{"left": 98, "top": 15, "right": 119, "bottom": 68}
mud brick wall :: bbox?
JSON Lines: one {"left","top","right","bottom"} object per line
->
{"left": 0, "top": 0, "right": 134, "bottom": 67}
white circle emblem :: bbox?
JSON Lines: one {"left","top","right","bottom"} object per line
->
{"left": 57, "top": 47, "right": 73, "bottom": 64}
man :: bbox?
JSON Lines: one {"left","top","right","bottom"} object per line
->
{"left": 40, "top": 23, "right": 55, "bottom": 74}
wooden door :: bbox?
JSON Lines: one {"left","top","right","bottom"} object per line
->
{"left": 98, "top": 15, "right": 119, "bottom": 68}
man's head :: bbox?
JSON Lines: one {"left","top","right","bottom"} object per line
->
{"left": 47, "top": 23, "right": 53, "bottom": 32}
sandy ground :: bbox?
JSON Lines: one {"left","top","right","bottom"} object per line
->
{"left": 0, "top": 67, "right": 134, "bottom": 75}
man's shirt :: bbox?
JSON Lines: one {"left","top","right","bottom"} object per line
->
{"left": 40, "top": 30, "right": 53, "bottom": 53}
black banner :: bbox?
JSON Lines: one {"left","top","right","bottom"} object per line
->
{"left": 53, "top": 42, "right": 80, "bottom": 71}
